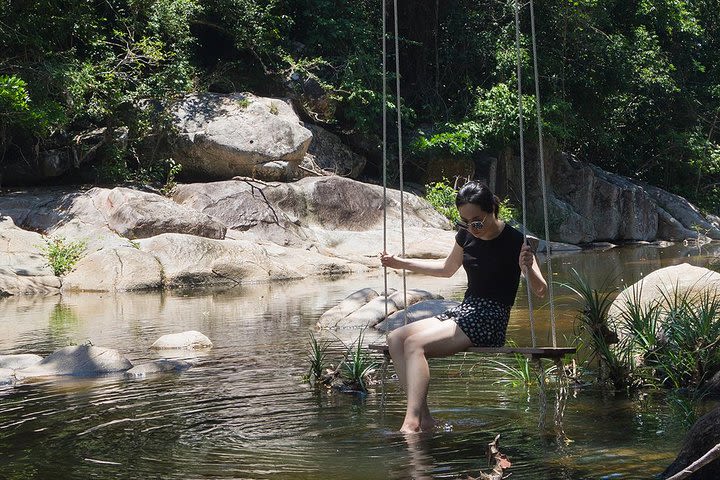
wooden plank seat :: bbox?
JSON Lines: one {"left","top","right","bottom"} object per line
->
{"left": 368, "top": 344, "right": 575, "bottom": 360}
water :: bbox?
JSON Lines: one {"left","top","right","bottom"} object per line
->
{"left": 1, "top": 242, "right": 719, "bottom": 479}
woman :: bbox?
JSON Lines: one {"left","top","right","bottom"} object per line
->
{"left": 380, "top": 181, "right": 547, "bottom": 433}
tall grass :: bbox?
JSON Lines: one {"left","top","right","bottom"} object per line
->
{"left": 340, "top": 330, "right": 377, "bottom": 392}
{"left": 566, "top": 270, "right": 720, "bottom": 394}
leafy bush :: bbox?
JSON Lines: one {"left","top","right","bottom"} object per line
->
{"left": 425, "top": 179, "right": 459, "bottom": 224}
{"left": 40, "top": 237, "right": 87, "bottom": 276}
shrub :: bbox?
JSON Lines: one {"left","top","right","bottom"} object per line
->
{"left": 425, "top": 179, "right": 459, "bottom": 224}
{"left": 40, "top": 237, "right": 87, "bottom": 276}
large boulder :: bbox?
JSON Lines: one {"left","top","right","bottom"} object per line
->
{"left": 61, "top": 247, "right": 163, "bottom": 292}
{"left": 102, "top": 187, "right": 227, "bottom": 240}
{"left": 138, "top": 233, "right": 302, "bottom": 286}
{"left": 608, "top": 263, "right": 720, "bottom": 322}
{"left": 0, "top": 216, "right": 61, "bottom": 296}
{"left": 301, "top": 123, "right": 366, "bottom": 178}
{"left": 171, "top": 93, "right": 313, "bottom": 181}
{"left": 643, "top": 183, "right": 720, "bottom": 241}
{"left": 15, "top": 345, "right": 133, "bottom": 378}
{"left": 541, "top": 155, "right": 658, "bottom": 243}
{"left": 0, "top": 186, "right": 225, "bottom": 248}
{"left": 321, "top": 289, "right": 443, "bottom": 329}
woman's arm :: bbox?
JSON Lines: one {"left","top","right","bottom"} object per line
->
{"left": 519, "top": 243, "right": 548, "bottom": 298}
{"left": 381, "top": 242, "right": 464, "bottom": 278}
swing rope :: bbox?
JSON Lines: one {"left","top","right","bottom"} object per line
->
{"left": 514, "top": 0, "right": 537, "bottom": 348}
{"left": 378, "top": 0, "right": 563, "bottom": 352}
{"left": 529, "top": 0, "right": 558, "bottom": 347}
{"left": 393, "top": 0, "right": 409, "bottom": 326}
{"left": 381, "top": 0, "right": 409, "bottom": 329}
{"left": 382, "top": 0, "right": 389, "bottom": 326}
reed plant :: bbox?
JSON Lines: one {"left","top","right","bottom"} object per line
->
{"left": 340, "top": 330, "right": 378, "bottom": 393}
{"left": 306, "top": 332, "right": 330, "bottom": 385}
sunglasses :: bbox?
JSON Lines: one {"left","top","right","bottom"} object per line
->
{"left": 456, "top": 214, "right": 488, "bottom": 231}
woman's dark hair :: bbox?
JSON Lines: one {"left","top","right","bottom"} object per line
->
{"left": 455, "top": 181, "right": 500, "bottom": 217}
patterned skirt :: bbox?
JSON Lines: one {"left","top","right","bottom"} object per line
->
{"left": 437, "top": 296, "right": 512, "bottom": 347}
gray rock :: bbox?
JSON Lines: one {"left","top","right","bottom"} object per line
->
{"left": 138, "top": 233, "right": 302, "bottom": 287}
{"left": 376, "top": 299, "right": 461, "bottom": 333}
{"left": 150, "top": 331, "right": 213, "bottom": 350}
{"left": 316, "top": 288, "right": 381, "bottom": 328}
{"left": 0, "top": 217, "right": 61, "bottom": 296}
{"left": 103, "top": 187, "right": 227, "bottom": 240}
{"left": 170, "top": 93, "right": 312, "bottom": 181}
{"left": 125, "top": 359, "right": 193, "bottom": 378}
{"left": 644, "top": 183, "right": 720, "bottom": 240}
{"left": 15, "top": 345, "right": 133, "bottom": 378}
{"left": 62, "top": 247, "right": 163, "bottom": 292}
{"left": 301, "top": 123, "right": 366, "bottom": 178}
{"left": 0, "top": 368, "right": 16, "bottom": 386}
{"left": 330, "top": 288, "right": 442, "bottom": 329}
{"left": 0, "top": 354, "right": 43, "bottom": 370}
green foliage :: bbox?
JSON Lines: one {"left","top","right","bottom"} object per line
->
{"left": 160, "top": 159, "right": 183, "bottom": 196}
{"left": 424, "top": 179, "right": 459, "bottom": 223}
{"left": 340, "top": 330, "right": 377, "bottom": 393}
{"left": 498, "top": 198, "right": 517, "bottom": 222}
{"left": 306, "top": 332, "right": 330, "bottom": 385}
{"left": 567, "top": 270, "right": 720, "bottom": 393}
{"left": 39, "top": 237, "right": 87, "bottom": 276}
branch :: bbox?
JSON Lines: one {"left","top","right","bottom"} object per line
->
{"left": 665, "top": 443, "right": 720, "bottom": 480}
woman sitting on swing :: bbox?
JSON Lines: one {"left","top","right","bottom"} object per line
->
{"left": 380, "top": 181, "right": 547, "bottom": 433}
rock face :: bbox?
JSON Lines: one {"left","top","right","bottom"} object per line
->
{"left": 0, "top": 217, "right": 61, "bottom": 295}
{"left": 150, "top": 331, "right": 213, "bottom": 350}
{"left": 512, "top": 151, "right": 720, "bottom": 244}
{"left": 661, "top": 406, "right": 720, "bottom": 479}
{"left": 171, "top": 93, "right": 313, "bottom": 181}
{"left": 62, "top": 247, "right": 163, "bottom": 292}
{"left": 15, "top": 345, "right": 133, "bottom": 378}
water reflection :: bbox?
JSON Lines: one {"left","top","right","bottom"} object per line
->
{"left": 0, "top": 243, "right": 718, "bottom": 479}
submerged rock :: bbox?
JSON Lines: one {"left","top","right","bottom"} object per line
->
{"left": 0, "top": 368, "right": 15, "bottom": 386}
{"left": 15, "top": 345, "right": 133, "bottom": 378}
{"left": 0, "top": 353, "right": 43, "bottom": 370}
{"left": 661, "top": 406, "right": 720, "bottom": 479}
{"left": 125, "top": 359, "right": 193, "bottom": 378}
{"left": 150, "top": 331, "right": 213, "bottom": 350}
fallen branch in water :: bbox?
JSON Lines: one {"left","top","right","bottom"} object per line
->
{"left": 468, "top": 434, "right": 512, "bottom": 480}
{"left": 665, "top": 442, "right": 720, "bottom": 480}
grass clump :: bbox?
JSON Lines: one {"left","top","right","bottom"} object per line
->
{"left": 39, "top": 236, "right": 87, "bottom": 276}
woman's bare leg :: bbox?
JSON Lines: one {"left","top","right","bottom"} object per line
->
{"left": 387, "top": 317, "right": 442, "bottom": 391}
{"left": 396, "top": 319, "right": 472, "bottom": 433}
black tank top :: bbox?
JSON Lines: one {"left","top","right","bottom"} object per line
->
{"left": 455, "top": 223, "right": 524, "bottom": 306}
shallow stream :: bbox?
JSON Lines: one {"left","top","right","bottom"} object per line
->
{"left": 1, "top": 242, "right": 719, "bottom": 479}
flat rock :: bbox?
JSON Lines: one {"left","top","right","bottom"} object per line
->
{"left": 150, "top": 331, "right": 213, "bottom": 350}
{"left": 15, "top": 345, "right": 133, "bottom": 378}
{"left": 0, "top": 354, "right": 43, "bottom": 370}
{"left": 316, "top": 288, "right": 381, "bottom": 328}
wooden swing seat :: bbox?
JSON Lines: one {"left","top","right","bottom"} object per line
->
{"left": 369, "top": 344, "right": 575, "bottom": 360}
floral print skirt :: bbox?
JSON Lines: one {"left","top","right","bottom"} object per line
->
{"left": 437, "top": 296, "right": 511, "bottom": 347}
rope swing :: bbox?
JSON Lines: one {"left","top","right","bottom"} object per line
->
{"left": 376, "top": 0, "right": 570, "bottom": 359}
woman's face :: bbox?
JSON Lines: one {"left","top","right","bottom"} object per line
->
{"left": 457, "top": 203, "right": 491, "bottom": 237}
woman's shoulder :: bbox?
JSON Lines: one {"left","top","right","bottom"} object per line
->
{"left": 502, "top": 223, "right": 525, "bottom": 244}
